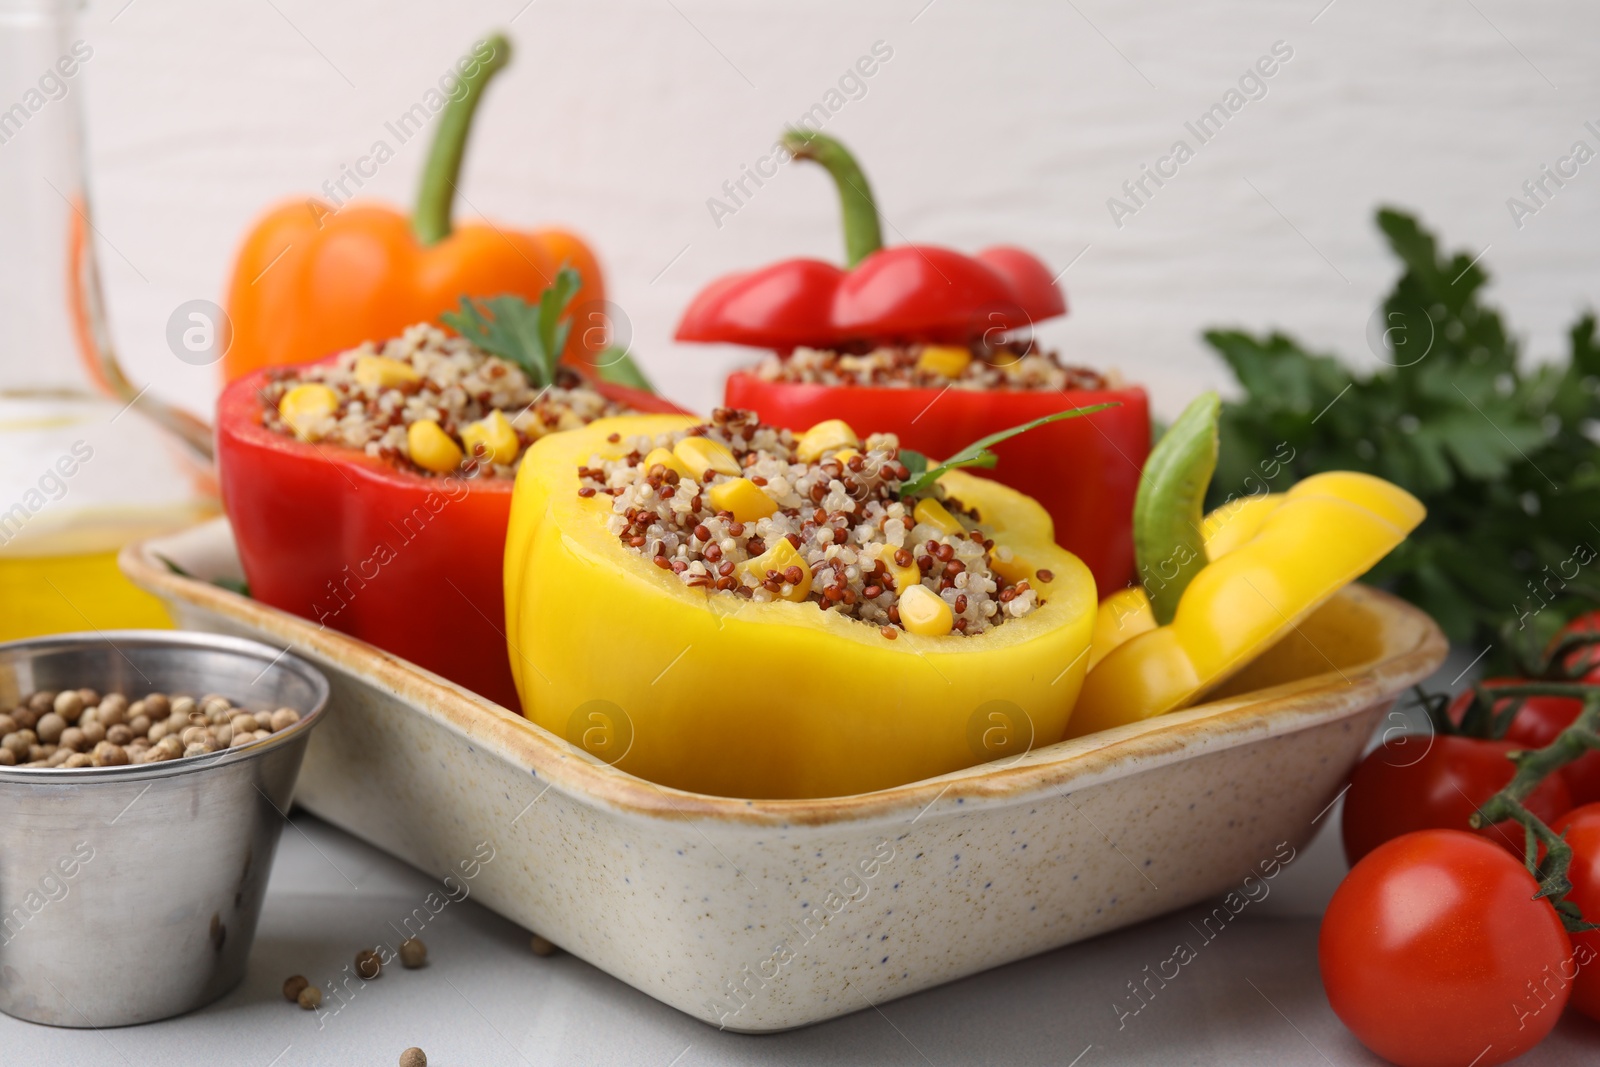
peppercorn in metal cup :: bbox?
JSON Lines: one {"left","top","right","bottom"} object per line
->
{"left": 0, "top": 631, "right": 330, "bottom": 1027}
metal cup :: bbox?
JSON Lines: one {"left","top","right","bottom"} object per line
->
{"left": 0, "top": 630, "right": 330, "bottom": 1027}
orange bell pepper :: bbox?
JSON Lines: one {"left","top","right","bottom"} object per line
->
{"left": 221, "top": 32, "right": 604, "bottom": 382}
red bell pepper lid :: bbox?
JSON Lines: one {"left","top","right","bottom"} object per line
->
{"left": 675, "top": 131, "right": 1066, "bottom": 351}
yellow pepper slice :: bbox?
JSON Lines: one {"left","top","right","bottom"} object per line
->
{"left": 503, "top": 414, "right": 1098, "bottom": 799}
{"left": 1066, "top": 416, "right": 1424, "bottom": 740}
{"left": 1086, "top": 491, "right": 1282, "bottom": 670}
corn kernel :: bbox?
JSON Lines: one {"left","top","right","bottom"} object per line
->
{"left": 885, "top": 558, "right": 921, "bottom": 594}
{"left": 833, "top": 447, "right": 862, "bottom": 465}
{"left": 916, "top": 345, "right": 972, "bottom": 378}
{"left": 708, "top": 477, "right": 777, "bottom": 522}
{"left": 353, "top": 354, "right": 421, "bottom": 389}
{"left": 898, "top": 584, "right": 954, "bottom": 637}
{"left": 989, "top": 546, "right": 1033, "bottom": 587}
{"left": 739, "top": 538, "right": 812, "bottom": 601}
{"left": 407, "top": 419, "right": 464, "bottom": 474}
{"left": 674, "top": 436, "right": 741, "bottom": 478}
{"left": 913, "top": 498, "right": 965, "bottom": 537}
{"left": 460, "top": 410, "right": 520, "bottom": 466}
{"left": 644, "top": 447, "right": 694, "bottom": 479}
{"left": 278, "top": 383, "right": 339, "bottom": 440}
{"left": 796, "top": 419, "right": 860, "bottom": 462}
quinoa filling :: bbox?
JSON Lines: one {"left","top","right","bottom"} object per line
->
{"left": 576, "top": 409, "right": 1047, "bottom": 637}
{"left": 260, "top": 323, "right": 626, "bottom": 478}
{"left": 752, "top": 340, "right": 1113, "bottom": 392}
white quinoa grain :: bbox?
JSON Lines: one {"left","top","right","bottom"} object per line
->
{"left": 260, "top": 323, "right": 629, "bottom": 477}
{"left": 581, "top": 409, "right": 1041, "bottom": 636}
{"left": 753, "top": 342, "right": 1114, "bottom": 392}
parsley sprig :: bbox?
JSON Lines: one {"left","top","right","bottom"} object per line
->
{"left": 441, "top": 268, "right": 581, "bottom": 389}
{"left": 1206, "top": 208, "right": 1600, "bottom": 658}
{"left": 438, "top": 268, "right": 657, "bottom": 394}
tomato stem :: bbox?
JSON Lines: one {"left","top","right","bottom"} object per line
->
{"left": 413, "top": 33, "right": 513, "bottom": 247}
{"left": 1470, "top": 683, "right": 1600, "bottom": 932}
{"left": 779, "top": 130, "right": 884, "bottom": 268}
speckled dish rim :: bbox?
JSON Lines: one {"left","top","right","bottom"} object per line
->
{"left": 120, "top": 519, "right": 1447, "bottom": 829}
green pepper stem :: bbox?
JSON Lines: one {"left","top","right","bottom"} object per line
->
{"left": 780, "top": 130, "right": 884, "bottom": 267}
{"left": 1135, "top": 393, "right": 1220, "bottom": 625}
{"left": 1471, "top": 683, "right": 1600, "bottom": 931}
{"left": 412, "top": 33, "right": 513, "bottom": 247}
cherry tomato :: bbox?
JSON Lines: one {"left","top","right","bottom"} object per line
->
{"left": 1450, "top": 679, "right": 1600, "bottom": 805}
{"left": 1552, "top": 803, "right": 1600, "bottom": 1022}
{"left": 1320, "top": 830, "right": 1573, "bottom": 1067}
{"left": 1556, "top": 610, "right": 1600, "bottom": 681}
{"left": 1342, "top": 733, "right": 1572, "bottom": 865}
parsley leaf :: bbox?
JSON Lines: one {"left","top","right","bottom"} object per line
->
{"left": 1206, "top": 208, "right": 1600, "bottom": 661}
{"left": 440, "top": 266, "right": 582, "bottom": 388}
{"left": 900, "top": 404, "right": 1119, "bottom": 498}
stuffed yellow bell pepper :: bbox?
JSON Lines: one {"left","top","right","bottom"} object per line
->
{"left": 504, "top": 407, "right": 1104, "bottom": 799}
{"left": 1065, "top": 393, "right": 1424, "bottom": 738}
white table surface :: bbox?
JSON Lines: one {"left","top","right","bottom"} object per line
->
{"left": 5, "top": 802, "right": 1599, "bottom": 1067}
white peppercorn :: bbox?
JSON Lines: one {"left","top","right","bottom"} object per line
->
{"left": 96, "top": 698, "right": 125, "bottom": 728}
{"left": 398, "top": 938, "right": 427, "bottom": 968}
{"left": 91, "top": 741, "right": 127, "bottom": 767}
{"left": 51, "top": 691, "right": 82, "bottom": 719}
{"left": 6, "top": 689, "right": 307, "bottom": 771}
{"left": 35, "top": 713, "right": 65, "bottom": 744}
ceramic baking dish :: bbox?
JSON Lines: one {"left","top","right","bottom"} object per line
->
{"left": 121, "top": 518, "right": 1445, "bottom": 1032}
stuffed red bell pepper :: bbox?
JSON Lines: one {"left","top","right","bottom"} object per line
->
{"left": 676, "top": 131, "right": 1149, "bottom": 594}
{"left": 217, "top": 271, "right": 682, "bottom": 707}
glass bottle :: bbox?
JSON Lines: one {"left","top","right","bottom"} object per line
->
{"left": 0, "top": 0, "right": 216, "bottom": 639}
